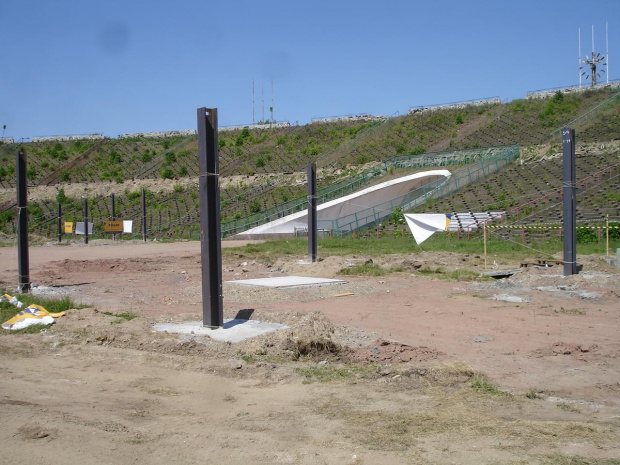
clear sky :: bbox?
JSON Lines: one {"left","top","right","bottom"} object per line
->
{"left": 1, "top": 0, "right": 618, "bottom": 141}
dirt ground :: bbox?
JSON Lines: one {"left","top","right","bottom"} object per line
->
{"left": 0, "top": 239, "right": 619, "bottom": 464}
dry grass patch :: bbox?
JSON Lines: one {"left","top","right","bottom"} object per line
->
{"left": 306, "top": 363, "right": 614, "bottom": 454}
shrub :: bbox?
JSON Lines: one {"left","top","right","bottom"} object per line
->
{"left": 411, "top": 145, "right": 426, "bottom": 155}
{"left": 56, "top": 188, "right": 70, "bottom": 205}
{"left": 164, "top": 151, "right": 176, "bottom": 165}
{"left": 391, "top": 207, "right": 405, "bottom": 224}
{"left": 576, "top": 227, "right": 597, "bottom": 244}
{"left": 249, "top": 201, "right": 261, "bottom": 213}
{"left": 160, "top": 168, "right": 174, "bottom": 179}
{"left": 255, "top": 157, "right": 265, "bottom": 168}
{"left": 0, "top": 209, "right": 14, "bottom": 224}
{"left": 109, "top": 151, "right": 122, "bottom": 164}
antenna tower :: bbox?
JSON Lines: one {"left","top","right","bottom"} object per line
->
{"left": 270, "top": 76, "right": 274, "bottom": 123}
{"left": 579, "top": 24, "right": 608, "bottom": 87}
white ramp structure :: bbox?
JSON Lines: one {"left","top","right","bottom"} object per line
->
{"left": 235, "top": 170, "right": 451, "bottom": 238}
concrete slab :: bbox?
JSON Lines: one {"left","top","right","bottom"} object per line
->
{"left": 481, "top": 269, "right": 521, "bottom": 279}
{"left": 153, "top": 319, "right": 289, "bottom": 343}
{"left": 226, "top": 276, "right": 346, "bottom": 288}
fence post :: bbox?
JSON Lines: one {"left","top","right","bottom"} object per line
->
{"left": 111, "top": 193, "right": 116, "bottom": 241}
{"left": 197, "top": 107, "right": 223, "bottom": 328}
{"left": 142, "top": 188, "right": 147, "bottom": 241}
{"left": 16, "top": 147, "right": 30, "bottom": 293}
{"left": 562, "top": 128, "right": 577, "bottom": 276}
{"left": 307, "top": 162, "right": 317, "bottom": 263}
{"left": 83, "top": 198, "right": 89, "bottom": 245}
{"left": 57, "top": 203, "right": 62, "bottom": 243}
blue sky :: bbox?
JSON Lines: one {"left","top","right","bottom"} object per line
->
{"left": 1, "top": 0, "right": 618, "bottom": 141}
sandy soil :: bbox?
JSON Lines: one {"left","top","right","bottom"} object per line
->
{"left": 0, "top": 239, "right": 619, "bottom": 464}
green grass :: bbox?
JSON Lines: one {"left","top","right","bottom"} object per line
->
{"left": 471, "top": 373, "right": 509, "bottom": 395}
{"left": 223, "top": 233, "right": 619, "bottom": 263}
{"left": 338, "top": 263, "right": 387, "bottom": 276}
{"left": 102, "top": 311, "right": 138, "bottom": 321}
{"left": 0, "top": 293, "right": 82, "bottom": 334}
{"left": 296, "top": 363, "right": 376, "bottom": 383}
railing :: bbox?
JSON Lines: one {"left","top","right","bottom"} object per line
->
{"left": 322, "top": 147, "right": 519, "bottom": 236}
{"left": 220, "top": 145, "right": 518, "bottom": 237}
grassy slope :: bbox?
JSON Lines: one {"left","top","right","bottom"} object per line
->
{"left": 1, "top": 88, "right": 619, "bottom": 239}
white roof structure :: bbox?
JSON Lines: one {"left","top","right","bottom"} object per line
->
{"left": 237, "top": 169, "right": 451, "bottom": 236}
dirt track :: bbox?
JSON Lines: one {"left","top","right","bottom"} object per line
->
{"left": 1, "top": 239, "right": 619, "bottom": 464}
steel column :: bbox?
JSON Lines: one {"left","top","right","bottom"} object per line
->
{"left": 57, "top": 203, "right": 62, "bottom": 243}
{"left": 83, "top": 198, "right": 89, "bottom": 244}
{"left": 197, "top": 107, "right": 223, "bottom": 328}
{"left": 142, "top": 188, "right": 147, "bottom": 241}
{"left": 111, "top": 193, "right": 116, "bottom": 241}
{"left": 16, "top": 148, "right": 30, "bottom": 293}
{"left": 562, "top": 128, "right": 577, "bottom": 276}
{"left": 307, "top": 162, "right": 317, "bottom": 262}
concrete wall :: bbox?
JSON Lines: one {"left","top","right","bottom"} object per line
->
{"left": 119, "top": 129, "right": 197, "bottom": 139}
{"left": 408, "top": 97, "right": 501, "bottom": 115}
{"left": 31, "top": 134, "right": 104, "bottom": 143}
{"left": 219, "top": 121, "right": 291, "bottom": 132}
{"left": 526, "top": 81, "right": 620, "bottom": 99}
{"left": 311, "top": 114, "right": 387, "bottom": 124}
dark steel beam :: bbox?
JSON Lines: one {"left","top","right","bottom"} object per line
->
{"left": 16, "top": 148, "right": 30, "bottom": 293}
{"left": 83, "top": 198, "right": 89, "bottom": 244}
{"left": 57, "top": 203, "right": 62, "bottom": 243}
{"left": 562, "top": 128, "right": 577, "bottom": 276}
{"left": 197, "top": 107, "right": 223, "bottom": 328}
{"left": 111, "top": 193, "right": 116, "bottom": 241}
{"left": 307, "top": 162, "right": 317, "bottom": 262}
{"left": 142, "top": 188, "right": 147, "bottom": 241}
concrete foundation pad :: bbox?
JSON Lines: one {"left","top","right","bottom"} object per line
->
{"left": 227, "top": 276, "right": 346, "bottom": 288}
{"left": 153, "top": 319, "right": 289, "bottom": 343}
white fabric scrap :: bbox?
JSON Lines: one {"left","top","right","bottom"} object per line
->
{"left": 404, "top": 213, "right": 450, "bottom": 245}
{"left": 9, "top": 316, "right": 55, "bottom": 330}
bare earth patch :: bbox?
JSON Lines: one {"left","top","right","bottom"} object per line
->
{"left": 0, "top": 240, "right": 619, "bottom": 464}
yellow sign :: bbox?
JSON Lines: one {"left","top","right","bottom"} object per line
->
{"left": 104, "top": 220, "right": 123, "bottom": 233}
{"left": 64, "top": 222, "right": 73, "bottom": 234}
